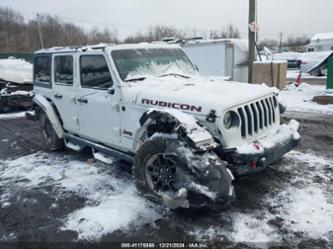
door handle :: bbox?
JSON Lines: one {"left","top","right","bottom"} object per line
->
{"left": 77, "top": 97, "right": 88, "bottom": 104}
{"left": 54, "top": 93, "right": 63, "bottom": 99}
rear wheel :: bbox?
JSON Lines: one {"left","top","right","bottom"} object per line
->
{"left": 39, "top": 111, "right": 64, "bottom": 151}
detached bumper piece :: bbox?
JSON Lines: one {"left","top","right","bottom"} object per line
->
{"left": 224, "top": 120, "right": 301, "bottom": 175}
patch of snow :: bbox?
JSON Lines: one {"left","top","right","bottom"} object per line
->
{"left": 129, "top": 74, "right": 274, "bottom": 114}
{"left": 274, "top": 52, "right": 302, "bottom": 61}
{"left": 0, "top": 112, "right": 26, "bottom": 120}
{"left": 286, "top": 70, "right": 326, "bottom": 80}
{"left": 64, "top": 187, "right": 159, "bottom": 240}
{"left": 0, "top": 153, "right": 161, "bottom": 241}
{"left": 1, "top": 202, "right": 11, "bottom": 208}
{"left": 274, "top": 186, "right": 333, "bottom": 238}
{"left": 188, "top": 150, "right": 333, "bottom": 243}
{"left": 230, "top": 212, "right": 280, "bottom": 243}
{"left": 8, "top": 90, "right": 33, "bottom": 96}
{"left": 188, "top": 211, "right": 280, "bottom": 244}
{"left": 125, "top": 60, "right": 197, "bottom": 81}
{"left": 188, "top": 182, "right": 217, "bottom": 200}
{"left": 271, "top": 151, "right": 333, "bottom": 238}
{"left": 0, "top": 58, "right": 32, "bottom": 84}
{"left": 279, "top": 83, "right": 333, "bottom": 114}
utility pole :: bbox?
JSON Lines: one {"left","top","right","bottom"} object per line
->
{"left": 279, "top": 32, "right": 283, "bottom": 53}
{"left": 248, "top": 0, "right": 256, "bottom": 83}
{"left": 36, "top": 14, "right": 44, "bottom": 49}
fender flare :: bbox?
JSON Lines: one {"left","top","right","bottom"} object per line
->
{"left": 33, "top": 95, "right": 64, "bottom": 139}
{"left": 133, "top": 108, "right": 217, "bottom": 152}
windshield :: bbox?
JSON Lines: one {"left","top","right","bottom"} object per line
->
{"left": 111, "top": 48, "right": 198, "bottom": 81}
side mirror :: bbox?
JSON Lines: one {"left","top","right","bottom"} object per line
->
{"left": 108, "top": 88, "right": 115, "bottom": 95}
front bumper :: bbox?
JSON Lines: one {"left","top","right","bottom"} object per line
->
{"left": 221, "top": 120, "right": 300, "bottom": 175}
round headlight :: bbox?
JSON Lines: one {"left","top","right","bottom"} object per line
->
{"left": 223, "top": 111, "right": 232, "bottom": 129}
{"left": 223, "top": 111, "right": 240, "bottom": 129}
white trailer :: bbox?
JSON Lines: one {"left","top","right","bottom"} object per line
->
{"left": 181, "top": 39, "right": 249, "bottom": 82}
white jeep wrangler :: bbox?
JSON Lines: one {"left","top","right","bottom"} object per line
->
{"left": 28, "top": 43, "right": 300, "bottom": 210}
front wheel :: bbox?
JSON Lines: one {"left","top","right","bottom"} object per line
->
{"left": 39, "top": 111, "right": 64, "bottom": 151}
{"left": 133, "top": 136, "right": 234, "bottom": 210}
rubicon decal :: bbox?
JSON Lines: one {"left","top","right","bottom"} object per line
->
{"left": 141, "top": 99, "right": 202, "bottom": 113}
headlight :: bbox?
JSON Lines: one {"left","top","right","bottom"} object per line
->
{"left": 223, "top": 112, "right": 232, "bottom": 129}
{"left": 223, "top": 111, "right": 240, "bottom": 129}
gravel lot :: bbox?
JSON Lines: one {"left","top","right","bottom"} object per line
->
{"left": 0, "top": 112, "right": 332, "bottom": 248}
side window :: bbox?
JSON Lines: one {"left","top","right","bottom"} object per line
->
{"left": 34, "top": 55, "right": 51, "bottom": 85}
{"left": 80, "top": 55, "right": 113, "bottom": 89}
{"left": 54, "top": 55, "right": 73, "bottom": 85}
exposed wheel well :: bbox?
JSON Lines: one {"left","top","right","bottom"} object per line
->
{"left": 34, "top": 97, "right": 64, "bottom": 126}
{"left": 134, "top": 109, "right": 217, "bottom": 153}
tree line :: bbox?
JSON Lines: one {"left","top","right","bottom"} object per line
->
{"left": 0, "top": 7, "right": 244, "bottom": 52}
{"left": 0, "top": 6, "right": 309, "bottom": 53}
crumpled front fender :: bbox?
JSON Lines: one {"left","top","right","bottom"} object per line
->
{"left": 134, "top": 108, "right": 217, "bottom": 152}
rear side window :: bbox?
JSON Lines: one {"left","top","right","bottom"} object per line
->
{"left": 54, "top": 55, "right": 73, "bottom": 85}
{"left": 34, "top": 55, "right": 51, "bottom": 85}
{"left": 80, "top": 55, "right": 113, "bottom": 89}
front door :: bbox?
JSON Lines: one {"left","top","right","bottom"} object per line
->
{"left": 76, "top": 53, "right": 121, "bottom": 146}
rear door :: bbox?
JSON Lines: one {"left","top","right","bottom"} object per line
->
{"left": 51, "top": 54, "right": 79, "bottom": 132}
{"left": 75, "top": 53, "right": 121, "bottom": 146}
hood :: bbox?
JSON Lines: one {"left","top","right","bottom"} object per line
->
{"left": 122, "top": 76, "right": 275, "bottom": 116}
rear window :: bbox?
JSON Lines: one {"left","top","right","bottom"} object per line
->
{"left": 34, "top": 55, "right": 51, "bottom": 85}
{"left": 54, "top": 55, "right": 73, "bottom": 85}
{"left": 80, "top": 55, "right": 113, "bottom": 89}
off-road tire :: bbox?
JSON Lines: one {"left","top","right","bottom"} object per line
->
{"left": 133, "top": 136, "right": 234, "bottom": 210}
{"left": 39, "top": 111, "right": 64, "bottom": 151}
{"left": 134, "top": 136, "right": 174, "bottom": 204}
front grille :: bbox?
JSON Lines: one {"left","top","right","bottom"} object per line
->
{"left": 237, "top": 96, "right": 277, "bottom": 139}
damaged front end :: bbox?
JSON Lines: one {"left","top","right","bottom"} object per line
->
{"left": 219, "top": 119, "right": 301, "bottom": 175}
{"left": 138, "top": 109, "right": 235, "bottom": 210}
{"left": 161, "top": 140, "right": 235, "bottom": 210}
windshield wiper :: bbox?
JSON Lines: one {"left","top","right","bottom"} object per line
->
{"left": 124, "top": 76, "right": 147, "bottom": 82}
{"left": 158, "top": 73, "right": 190, "bottom": 79}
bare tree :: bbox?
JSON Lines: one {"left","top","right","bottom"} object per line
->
{"left": 124, "top": 25, "right": 185, "bottom": 43}
{"left": 0, "top": 7, "right": 119, "bottom": 52}
{"left": 88, "top": 27, "right": 119, "bottom": 44}
{"left": 209, "top": 24, "right": 241, "bottom": 39}
{"left": 258, "top": 39, "right": 279, "bottom": 50}
{"left": 284, "top": 35, "right": 310, "bottom": 47}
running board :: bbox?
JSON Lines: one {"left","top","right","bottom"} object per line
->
{"left": 93, "top": 150, "right": 114, "bottom": 164}
{"left": 64, "top": 134, "right": 134, "bottom": 163}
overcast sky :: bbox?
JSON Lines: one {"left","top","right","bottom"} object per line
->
{"left": 1, "top": 0, "right": 332, "bottom": 40}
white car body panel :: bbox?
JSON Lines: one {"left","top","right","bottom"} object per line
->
{"left": 33, "top": 43, "right": 281, "bottom": 153}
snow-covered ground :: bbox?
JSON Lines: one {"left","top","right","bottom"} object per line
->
{"left": 188, "top": 151, "right": 333, "bottom": 244}
{"left": 279, "top": 83, "right": 333, "bottom": 114}
{"left": 0, "top": 150, "right": 332, "bottom": 243}
{"left": 0, "top": 58, "right": 32, "bottom": 84}
{"left": 0, "top": 153, "right": 161, "bottom": 241}
{"left": 286, "top": 70, "right": 327, "bottom": 80}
